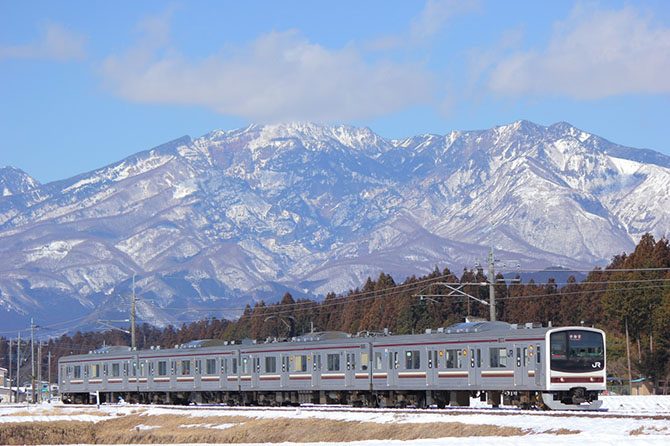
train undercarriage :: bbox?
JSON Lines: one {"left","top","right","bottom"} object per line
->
{"left": 62, "top": 387, "right": 602, "bottom": 410}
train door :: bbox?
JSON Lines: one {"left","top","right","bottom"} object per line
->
{"left": 311, "top": 352, "right": 321, "bottom": 389}
{"left": 251, "top": 356, "right": 260, "bottom": 389}
{"left": 534, "top": 344, "right": 543, "bottom": 386}
{"left": 427, "top": 348, "right": 439, "bottom": 387}
{"left": 513, "top": 345, "right": 530, "bottom": 387}
{"left": 386, "top": 349, "right": 398, "bottom": 387}
{"left": 345, "top": 351, "right": 356, "bottom": 387}
{"left": 468, "top": 347, "right": 480, "bottom": 387}
{"left": 281, "top": 354, "right": 289, "bottom": 389}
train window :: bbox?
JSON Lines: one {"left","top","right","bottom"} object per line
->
{"left": 327, "top": 353, "right": 340, "bottom": 371}
{"left": 158, "top": 361, "right": 167, "bottom": 376}
{"left": 292, "top": 355, "right": 307, "bottom": 372}
{"left": 550, "top": 332, "right": 568, "bottom": 360}
{"left": 148, "top": 362, "right": 154, "bottom": 376}
{"left": 470, "top": 350, "right": 475, "bottom": 368}
{"left": 476, "top": 349, "right": 481, "bottom": 368}
{"left": 313, "top": 354, "right": 321, "bottom": 371}
{"left": 84, "top": 365, "right": 89, "bottom": 378}
{"left": 123, "top": 363, "right": 128, "bottom": 376}
{"left": 103, "top": 364, "right": 108, "bottom": 376}
{"left": 181, "top": 360, "right": 192, "bottom": 375}
{"left": 405, "top": 350, "right": 420, "bottom": 369}
{"left": 241, "top": 358, "right": 250, "bottom": 374}
{"left": 111, "top": 363, "right": 120, "bottom": 377}
{"left": 516, "top": 348, "right": 521, "bottom": 367}
{"left": 361, "top": 352, "right": 369, "bottom": 371}
{"left": 265, "top": 356, "right": 277, "bottom": 373}
{"left": 171, "top": 361, "right": 176, "bottom": 375}
{"left": 374, "top": 352, "right": 383, "bottom": 370}
{"left": 195, "top": 360, "right": 202, "bottom": 374}
{"left": 232, "top": 358, "right": 238, "bottom": 374}
{"left": 222, "top": 358, "right": 227, "bottom": 374}
{"left": 490, "top": 348, "right": 508, "bottom": 368}
{"left": 92, "top": 364, "right": 101, "bottom": 378}
{"left": 537, "top": 346, "right": 541, "bottom": 364}
{"left": 523, "top": 348, "right": 528, "bottom": 367}
{"left": 206, "top": 359, "right": 216, "bottom": 375}
{"left": 74, "top": 365, "right": 82, "bottom": 379}
{"left": 445, "top": 350, "right": 457, "bottom": 368}
{"left": 394, "top": 352, "right": 399, "bottom": 369}
{"left": 282, "top": 357, "right": 287, "bottom": 372}
{"left": 433, "top": 351, "right": 439, "bottom": 368}
{"left": 348, "top": 353, "right": 356, "bottom": 370}
{"left": 131, "top": 362, "right": 137, "bottom": 377}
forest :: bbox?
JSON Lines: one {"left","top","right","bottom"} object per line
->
{"left": 1, "top": 234, "right": 669, "bottom": 392}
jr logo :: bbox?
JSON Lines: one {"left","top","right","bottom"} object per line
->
{"left": 592, "top": 361, "right": 602, "bottom": 368}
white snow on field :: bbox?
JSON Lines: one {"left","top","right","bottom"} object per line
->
{"left": 1, "top": 396, "right": 670, "bottom": 444}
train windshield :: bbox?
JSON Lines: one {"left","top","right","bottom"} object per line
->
{"left": 550, "top": 330, "right": 604, "bottom": 373}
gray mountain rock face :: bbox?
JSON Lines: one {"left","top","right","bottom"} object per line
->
{"left": 1, "top": 121, "right": 668, "bottom": 332}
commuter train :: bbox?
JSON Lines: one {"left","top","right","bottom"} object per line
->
{"left": 59, "top": 321, "right": 606, "bottom": 410}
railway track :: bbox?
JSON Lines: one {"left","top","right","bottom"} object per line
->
{"left": 26, "top": 402, "right": 669, "bottom": 420}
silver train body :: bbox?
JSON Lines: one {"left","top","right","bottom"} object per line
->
{"left": 59, "top": 321, "right": 606, "bottom": 410}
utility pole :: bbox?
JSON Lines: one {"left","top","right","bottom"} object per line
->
{"left": 625, "top": 317, "right": 633, "bottom": 395}
{"left": 8, "top": 338, "right": 12, "bottom": 403}
{"left": 31, "top": 318, "right": 35, "bottom": 404}
{"left": 16, "top": 332, "right": 21, "bottom": 403}
{"left": 488, "top": 247, "right": 496, "bottom": 322}
{"left": 47, "top": 351, "right": 52, "bottom": 402}
{"left": 37, "top": 342, "right": 42, "bottom": 403}
{"left": 131, "top": 273, "right": 137, "bottom": 350}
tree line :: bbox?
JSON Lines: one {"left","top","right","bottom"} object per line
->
{"left": 1, "top": 234, "right": 669, "bottom": 390}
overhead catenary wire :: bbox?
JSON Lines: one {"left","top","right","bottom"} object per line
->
{"left": 1, "top": 267, "right": 668, "bottom": 336}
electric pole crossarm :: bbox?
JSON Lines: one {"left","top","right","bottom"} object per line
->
{"left": 412, "top": 282, "right": 490, "bottom": 306}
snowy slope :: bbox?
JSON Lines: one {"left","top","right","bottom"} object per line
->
{"left": 0, "top": 121, "right": 668, "bottom": 331}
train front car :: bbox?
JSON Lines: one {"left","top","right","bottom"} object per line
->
{"left": 541, "top": 327, "right": 606, "bottom": 410}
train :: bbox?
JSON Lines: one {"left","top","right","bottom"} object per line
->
{"left": 59, "top": 320, "right": 606, "bottom": 410}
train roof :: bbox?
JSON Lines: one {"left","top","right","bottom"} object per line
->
{"left": 59, "top": 322, "right": 603, "bottom": 362}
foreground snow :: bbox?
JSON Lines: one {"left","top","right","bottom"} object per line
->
{"left": 1, "top": 395, "right": 669, "bottom": 444}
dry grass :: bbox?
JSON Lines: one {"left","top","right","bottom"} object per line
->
{"left": 0, "top": 421, "right": 95, "bottom": 445}
{"left": 629, "top": 426, "right": 669, "bottom": 436}
{"left": 543, "top": 428, "right": 581, "bottom": 435}
{"left": 0, "top": 413, "right": 528, "bottom": 444}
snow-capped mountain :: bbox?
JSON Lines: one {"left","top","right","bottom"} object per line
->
{"left": 0, "top": 166, "right": 40, "bottom": 197}
{"left": 1, "top": 120, "right": 668, "bottom": 332}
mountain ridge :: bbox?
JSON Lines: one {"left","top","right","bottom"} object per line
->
{"left": 0, "top": 120, "right": 668, "bottom": 333}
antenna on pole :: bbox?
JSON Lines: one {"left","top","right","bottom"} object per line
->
{"left": 131, "top": 273, "right": 136, "bottom": 350}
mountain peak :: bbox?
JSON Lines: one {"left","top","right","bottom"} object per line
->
{"left": 0, "top": 166, "right": 40, "bottom": 197}
{"left": 211, "top": 121, "right": 393, "bottom": 155}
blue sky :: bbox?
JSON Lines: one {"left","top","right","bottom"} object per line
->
{"left": 1, "top": 0, "right": 669, "bottom": 182}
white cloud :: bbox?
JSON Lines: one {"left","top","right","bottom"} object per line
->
{"left": 101, "top": 22, "right": 434, "bottom": 122}
{"left": 488, "top": 5, "right": 670, "bottom": 99}
{"left": 366, "top": 0, "right": 480, "bottom": 50}
{"left": 0, "top": 23, "right": 86, "bottom": 61}
{"left": 410, "top": 0, "right": 480, "bottom": 42}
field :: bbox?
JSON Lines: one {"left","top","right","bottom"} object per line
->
{"left": 0, "top": 396, "right": 669, "bottom": 445}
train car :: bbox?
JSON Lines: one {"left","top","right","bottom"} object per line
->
{"left": 59, "top": 321, "right": 605, "bottom": 410}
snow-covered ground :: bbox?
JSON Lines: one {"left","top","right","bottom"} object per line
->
{"left": 1, "top": 395, "right": 669, "bottom": 445}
